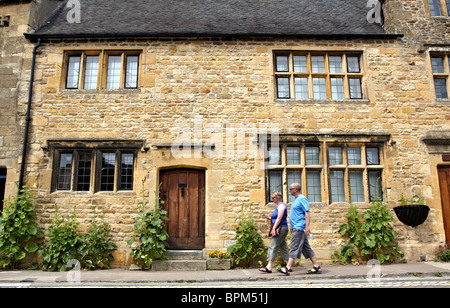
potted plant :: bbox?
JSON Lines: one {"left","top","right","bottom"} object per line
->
{"left": 207, "top": 249, "right": 231, "bottom": 270}
{"left": 393, "top": 194, "right": 430, "bottom": 227}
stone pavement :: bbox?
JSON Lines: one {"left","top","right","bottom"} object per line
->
{"left": 0, "top": 261, "right": 449, "bottom": 285}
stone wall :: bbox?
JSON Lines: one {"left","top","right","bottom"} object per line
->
{"left": 0, "top": 0, "right": 64, "bottom": 201}
{"left": 383, "top": 0, "right": 450, "bottom": 46}
{"left": 0, "top": 2, "right": 34, "bottom": 199}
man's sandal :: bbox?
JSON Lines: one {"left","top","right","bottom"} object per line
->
{"left": 259, "top": 267, "right": 272, "bottom": 273}
{"left": 277, "top": 267, "right": 291, "bottom": 276}
{"left": 307, "top": 265, "right": 322, "bottom": 274}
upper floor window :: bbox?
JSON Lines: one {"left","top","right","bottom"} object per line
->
{"left": 274, "top": 51, "right": 364, "bottom": 100}
{"left": 431, "top": 54, "right": 449, "bottom": 99}
{"left": 64, "top": 50, "right": 141, "bottom": 90}
{"left": 428, "top": 0, "right": 450, "bottom": 16}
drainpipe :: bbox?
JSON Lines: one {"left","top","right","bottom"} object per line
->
{"left": 18, "top": 38, "right": 41, "bottom": 192}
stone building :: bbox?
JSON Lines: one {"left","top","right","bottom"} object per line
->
{"left": 1, "top": 0, "right": 449, "bottom": 265}
{"left": 0, "top": 0, "right": 63, "bottom": 211}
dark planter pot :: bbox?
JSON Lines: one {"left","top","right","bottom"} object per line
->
{"left": 393, "top": 204, "right": 430, "bottom": 227}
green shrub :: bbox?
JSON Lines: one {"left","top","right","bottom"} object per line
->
{"left": 435, "top": 242, "right": 450, "bottom": 262}
{"left": 39, "top": 207, "right": 83, "bottom": 272}
{"left": 78, "top": 209, "right": 117, "bottom": 270}
{"left": 227, "top": 205, "right": 266, "bottom": 268}
{"left": 332, "top": 198, "right": 405, "bottom": 265}
{"left": 39, "top": 206, "right": 117, "bottom": 272}
{"left": 128, "top": 185, "right": 169, "bottom": 269}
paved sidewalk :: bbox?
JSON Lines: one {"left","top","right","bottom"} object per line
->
{"left": 0, "top": 261, "right": 449, "bottom": 284}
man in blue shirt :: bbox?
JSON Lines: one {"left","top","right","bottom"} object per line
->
{"left": 278, "top": 183, "right": 321, "bottom": 275}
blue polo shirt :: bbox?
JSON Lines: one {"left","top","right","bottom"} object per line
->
{"left": 289, "top": 195, "right": 310, "bottom": 231}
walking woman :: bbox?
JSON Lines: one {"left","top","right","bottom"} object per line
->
{"left": 259, "top": 190, "right": 289, "bottom": 273}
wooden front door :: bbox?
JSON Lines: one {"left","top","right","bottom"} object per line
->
{"left": 438, "top": 166, "right": 450, "bottom": 242}
{"left": 159, "top": 168, "right": 205, "bottom": 249}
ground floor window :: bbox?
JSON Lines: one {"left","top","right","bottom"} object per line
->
{"left": 266, "top": 140, "right": 384, "bottom": 205}
{"left": 52, "top": 148, "right": 136, "bottom": 192}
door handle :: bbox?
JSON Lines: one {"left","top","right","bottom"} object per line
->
{"left": 179, "top": 183, "right": 187, "bottom": 197}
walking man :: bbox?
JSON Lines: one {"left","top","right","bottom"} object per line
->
{"left": 279, "top": 182, "right": 321, "bottom": 275}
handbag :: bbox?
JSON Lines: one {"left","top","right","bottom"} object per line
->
{"left": 268, "top": 216, "right": 286, "bottom": 237}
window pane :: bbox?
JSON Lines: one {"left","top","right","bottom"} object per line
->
{"left": 330, "top": 170, "right": 345, "bottom": 203}
{"left": 66, "top": 56, "right": 81, "bottom": 89}
{"left": 348, "top": 147, "right": 362, "bottom": 165}
{"left": 349, "top": 78, "right": 362, "bottom": 99}
{"left": 331, "top": 78, "right": 344, "bottom": 100}
{"left": 120, "top": 153, "right": 134, "bottom": 190}
{"left": 329, "top": 147, "right": 343, "bottom": 165}
{"left": 368, "top": 171, "right": 382, "bottom": 201}
{"left": 366, "top": 148, "right": 380, "bottom": 165}
{"left": 287, "top": 170, "right": 301, "bottom": 203}
{"left": 313, "top": 78, "right": 327, "bottom": 99}
{"left": 293, "top": 56, "right": 307, "bottom": 72}
{"left": 429, "top": 0, "right": 442, "bottom": 16}
{"left": 276, "top": 55, "right": 289, "bottom": 72}
{"left": 125, "top": 56, "right": 139, "bottom": 88}
{"left": 349, "top": 170, "right": 364, "bottom": 202}
{"left": 347, "top": 56, "right": 360, "bottom": 73}
{"left": 286, "top": 147, "right": 301, "bottom": 165}
{"left": 268, "top": 171, "right": 282, "bottom": 201}
{"left": 277, "top": 77, "right": 290, "bottom": 98}
{"left": 434, "top": 78, "right": 448, "bottom": 99}
{"left": 57, "top": 153, "right": 73, "bottom": 190}
{"left": 307, "top": 170, "right": 321, "bottom": 202}
{"left": 268, "top": 146, "right": 281, "bottom": 165}
{"left": 77, "top": 153, "right": 92, "bottom": 191}
{"left": 84, "top": 56, "right": 99, "bottom": 89}
{"left": 294, "top": 77, "right": 309, "bottom": 99}
{"left": 311, "top": 56, "right": 325, "bottom": 73}
{"left": 101, "top": 153, "right": 116, "bottom": 191}
{"left": 106, "top": 56, "right": 121, "bottom": 89}
{"left": 329, "top": 56, "right": 342, "bottom": 73}
{"left": 305, "top": 147, "right": 320, "bottom": 165}
{"left": 447, "top": 0, "right": 450, "bottom": 15}
{"left": 431, "top": 57, "right": 445, "bottom": 73}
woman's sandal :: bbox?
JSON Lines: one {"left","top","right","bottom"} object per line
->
{"left": 259, "top": 267, "right": 272, "bottom": 273}
{"left": 307, "top": 265, "right": 322, "bottom": 274}
{"left": 277, "top": 267, "right": 291, "bottom": 276}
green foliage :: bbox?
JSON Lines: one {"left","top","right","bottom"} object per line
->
{"left": 39, "top": 207, "right": 83, "bottom": 272}
{"left": 400, "top": 193, "right": 425, "bottom": 205}
{"left": 0, "top": 185, "right": 44, "bottom": 269}
{"left": 78, "top": 209, "right": 117, "bottom": 270}
{"left": 435, "top": 242, "right": 450, "bottom": 262}
{"left": 128, "top": 185, "right": 169, "bottom": 269}
{"left": 332, "top": 198, "right": 405, "bottom": 265}
{"left": 39, "top": 206, "right": 117, "bottom": 272}
{"left": 227, "top": 205, "right": 266, "bottom": 268}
